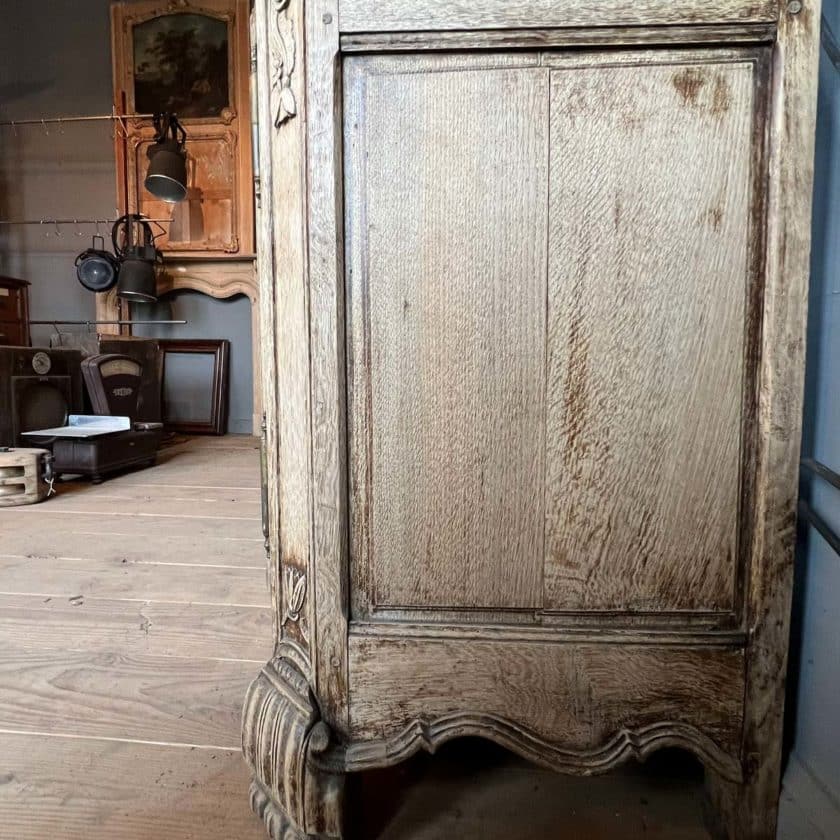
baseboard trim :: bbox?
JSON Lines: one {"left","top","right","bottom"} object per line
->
{"left": 783, "top": 752, "right": 840, "bottom": 839}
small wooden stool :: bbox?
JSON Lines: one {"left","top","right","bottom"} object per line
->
{"left": 0, "top": 447, "right": 52, "bottom": 507}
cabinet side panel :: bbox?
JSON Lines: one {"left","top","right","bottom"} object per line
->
{"left": 345, "top": 58, "right": 549, "bottom": 610}
{"left": 545, "top": 57, "right": 757, "bottom": 612}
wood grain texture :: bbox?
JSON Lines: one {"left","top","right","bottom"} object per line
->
{"left": 347, "top": 636, "right": 744, "bottom": 757}
{"left": 0, "top": 648, "right": 254, "bottom": 748}
{"left": 0, "top": 554, "right": 268, "bottom": 607}
{"left": 544, "top": 52, "right": 759, "bottom": 613}
{"left": 0, "top": 594, "right": 271, "bottom": 662}
{"left": 706, "top": 3, "right": 823, "bottom": 838}
{"left": 0, "top": 734, "right": 265, "bottom": 840}
{"left": 340, "top": 23, "right": 778, "bottom": 52}
{"left": 337, "top": 0, "right": 778, "bottom": 33}
{"left": 306, "top": 0, "right": 351, "bottom": 733}
{"left": 261, "top": 0, "right": 314, "bottom": 667}
{"left": 345, "top": 55, "right": 549, "bottom": 611}
{"left": 0, "top": 531, "right": 262, "bottom": 568}
{"left": 0, "top": 508, "right": 261, "bottom": 541}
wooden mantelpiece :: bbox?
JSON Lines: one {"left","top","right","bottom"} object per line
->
{"left": 244, "top": 1, "right": 821, "bottom": 838}
{"left": 95, "top": 256, "right": 260, "bottom": 431}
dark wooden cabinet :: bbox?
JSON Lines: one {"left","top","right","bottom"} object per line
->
{"left": 0, "top": 277, "right": 31, "bottom": 347}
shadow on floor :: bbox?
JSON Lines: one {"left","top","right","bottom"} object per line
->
{"left": 349, "top": 740, "right": 709, "bottom": 840}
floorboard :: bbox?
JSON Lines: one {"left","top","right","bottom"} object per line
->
{"left": 0, "top": 594, "right": 271, "bottom": 661}
{"left": 0, "top": 648, "right": 254, "bottom": 748}
{"left": 0, "top": 733, "right": 265, "bottom": 840}
{"left": 0, "top": 531, "right": 264, "bottom": 567}
{"left": 0, "top": 554, "right": 267, "bottom": 605}
{"left": 0, "top": 436, "right": 267, "bottom": 839}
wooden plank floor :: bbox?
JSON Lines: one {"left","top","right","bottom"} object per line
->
{"left": 0, "top": 436, "right": 270, "bottom": 839}
{"left": 0, "top": 436, "right": 820, "bottom": 839}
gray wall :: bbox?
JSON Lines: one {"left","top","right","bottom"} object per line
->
{"left": 0, "top": 0, "right": 253, "bottom": 433}
{"left": 788, "top": 2, "right": 840, "bottom": 833}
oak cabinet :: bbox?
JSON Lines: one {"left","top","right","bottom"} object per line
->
{"left": 243, "top": 2, "right": 821, "bottom": 838}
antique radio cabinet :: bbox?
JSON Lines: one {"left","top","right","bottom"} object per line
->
{"left": 243, "top": 2, "right": 821, "bottom": 838}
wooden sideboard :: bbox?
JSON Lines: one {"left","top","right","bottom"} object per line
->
{"left": 243, "top": 2, "right": 821, "bottom": 838}
{"left": 0, "top": 276, "right": 31, "bottom": 347}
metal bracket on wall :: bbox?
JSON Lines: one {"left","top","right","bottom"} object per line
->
{"left": 822, "top": 14, "right": 840, "bottom": 74}
{"left": 800, "top": 458, "right": 840, "bottom": 558}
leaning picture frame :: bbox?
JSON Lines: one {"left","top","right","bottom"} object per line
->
{"left": 159, "top": 338, "right": 229, "bottom": 435}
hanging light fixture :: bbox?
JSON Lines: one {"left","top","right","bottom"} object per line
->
{"left": 75, "top": 234, "right": 120, "bottom": 292}
{"left": 112, "top": 214, "right": 161, "bottom": 303}
{"left": 144, "top": 113, "right": 188, "bottom": 203}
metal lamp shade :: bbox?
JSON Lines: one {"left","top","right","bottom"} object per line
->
{"left": 77, "top": 254, "right": 118, "bottom": 292}
{"left": 76, "top": 244, "right": 119, "bottom": 293}
{"left": 117, "top": 255, "right": 158, "bottom": 303}
{"left": 144, "top": 140, "right": 188, "bottom": 203}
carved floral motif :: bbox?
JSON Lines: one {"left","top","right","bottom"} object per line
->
{"left": 282, "top": 565, "right": 307, "bottom": 625}
{"left": 273, "top": 0, "right": 297, "bottom": 126}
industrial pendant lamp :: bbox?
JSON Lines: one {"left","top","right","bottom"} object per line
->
{"left": 112, "top": 214, "right": 161, "bottom": 303}
{"left": 144, "top": 113, "right": 188, "bottom": 203}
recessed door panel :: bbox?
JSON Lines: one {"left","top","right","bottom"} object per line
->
{"left": 345, "top": 55, "right": 550, "bottom": 611}
{"left": 544, "top": 56, "right": 760, "bottom": 612}
{"left": 345, "top": 49, "right": 765, "bottom": 621}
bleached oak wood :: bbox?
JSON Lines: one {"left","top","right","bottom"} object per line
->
{"left": 0, "top": 531, "right": 262, "bottom": 568}
{"left": 0, "top": 648, "right": 254, "bottom": 748}
{"left": 337, "top": 0, "right": 779, "bottom": 33}
{"left": 544, "top": 50, "right": 757, "bottom": 613}
{"left": 345, "top": 54, "right": 549, "bottom": 612}
{"left": 306, "top": 0, "right": 350, "bottom": 735}
{"left": 0, "top": 734, "right": 265, "bottom": 840}
{"left": 245, "top": 2, "right": 821, "bottom": 838}
{"left": 0, "top": 554, "right": 268, "bottom": 606}
{"left": 340, "top": 23, "right": 778, "bottom": 52}
{"left": 0, "top": 594, "right": 271, "bottom": 661}
{"left": 705, "top": 2, "right": 822, "bottom": 838}
{"left": 0, "top": 509, "right": 261, "bottom": 541}
{"left": 347, "top": 637, "right": 744, "bottom": 760}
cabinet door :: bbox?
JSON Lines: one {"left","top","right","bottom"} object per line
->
{"left": 345, "top": 48, "right": 766, "bottom": 622}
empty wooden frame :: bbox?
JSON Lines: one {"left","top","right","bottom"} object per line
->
{"left": 159, "top": 338, "right": 229, "bottom": 435}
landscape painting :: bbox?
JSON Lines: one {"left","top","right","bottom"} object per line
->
{"left": 133, "top": 13, "right": 229, "bottom": 118}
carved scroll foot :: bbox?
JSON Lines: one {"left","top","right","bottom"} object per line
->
{"left": 704, "top": 762, "right": 781, "bottom": 840}
{"left": 242, "top": 658, "right": 344, "bottom": 839}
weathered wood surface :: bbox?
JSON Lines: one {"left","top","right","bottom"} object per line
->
{"left": 706, "top": 2, "right": 823, "bottom": 838}
{"left": 348, "top": 637, "right": 744, "bottom": 760}
{"left": 544, "top": 52, "right": 757, "bottom": 613}
{"left": 0, "top": 437, "right": 268, "bottom": 839}
{"left": 0, "top": 594, "right": 270, "bottom": 661}
{"left": 306, "top": 0, "right": 351, "bottom": 732}
{"left": 0, "top": 648, "right": 253, "bottom": 748}
{"left": 337, "top": 0, "right": 778, "bottom": 33}
{"left": 0, "top": 733, "right": 265, "bottom": 840}
{"left": 247, "top": 2, "right": 822, "bottom": 838}
{"left": 340, "top": 23, "right": 778, "bottom": 52}
{"left": 346, "top": 54, "right": 549, "bottom": 611}
{"left": 0, "top": 531, "right": 263, "bottom": 567}
{"left": 0, "top": 554, "right": 267, "bottom": 606}
{"left": 1, "top": 508, "right": 261, "bottom": 541}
